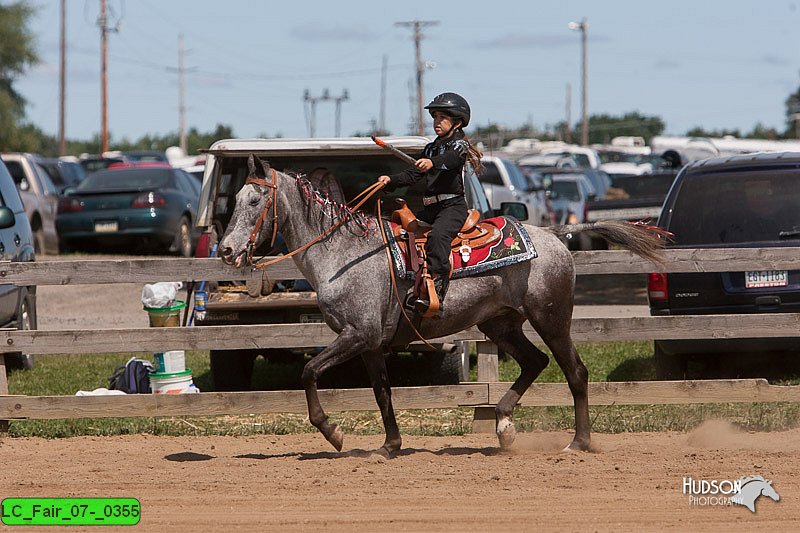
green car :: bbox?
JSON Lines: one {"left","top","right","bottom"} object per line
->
{"left": 56, "top": 165, "right": 201, "bottom": 256}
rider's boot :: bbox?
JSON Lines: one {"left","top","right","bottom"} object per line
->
{"left": 414, "top": 276, "right": 449, "bottom": 317}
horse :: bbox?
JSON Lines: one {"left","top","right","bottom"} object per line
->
{"left": 218, "top": 156, "right": 665, "bottom": 455}
{"left": 733, "top": 476, "right": 780, "bottom": 513}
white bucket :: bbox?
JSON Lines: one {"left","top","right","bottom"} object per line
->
{"left": 150, "top": 369, "right": 194, "bottom": 394}
{"left": 153, "top": 350, "right": 186, "bottom": 373}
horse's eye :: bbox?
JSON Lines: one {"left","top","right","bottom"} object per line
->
{"left": 248, "top": 196, "right": 261, "bottom": 207}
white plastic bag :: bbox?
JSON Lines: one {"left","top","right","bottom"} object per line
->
{"left": 141, "top": 282, "right": 183, "bottom": 309}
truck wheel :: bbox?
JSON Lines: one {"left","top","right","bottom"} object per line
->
{"left": 264, "top": 349, "right": 296, "bottom": 365}
{"left": 210, "top": 349, "right": 258, "bottom": 391}
{"left": 427, "top": 350, "right": 463, "bottom": 385}
{"left": 32, "top": 228, "right": 45, "bottom": 256}
{"left": 169, "top": 216, "right": 193, "bottom": 257}
{"left": 5, "top": 289, "right": 37, "bottom": 371}
{"left": 654, "top": 342, "right": 687, "bottom": 380}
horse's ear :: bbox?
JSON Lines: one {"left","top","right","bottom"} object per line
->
{"left": 247, "top": 154, "right": 257, "bottom": 177}
{"left": 258, "top": 157, "right": 271, "bottom": 177}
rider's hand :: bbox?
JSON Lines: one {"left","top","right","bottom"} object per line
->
{"left": 377, "top": 175, "right": 391, "bottom": 187}
{"left": 415, "top": 158, "right": 433, "bottom": 172}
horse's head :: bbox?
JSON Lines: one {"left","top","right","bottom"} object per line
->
{"left": 761, "top": 480, "right": 780, "bottom": 502}
{"left": 219, "top": 155, "right": 279, "bottom": 268}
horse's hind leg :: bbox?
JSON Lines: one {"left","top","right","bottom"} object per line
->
{"left": 361, "top": 351, "right": 401, "bottom": 455}
{"left": 527, "top": 311, "right": 590, "bottom": 452}
{"left": 301, "top": 325, "right": 376, "bottom": 451}
{"left": 478, "top": 313, "right": 550, "bottom": 449}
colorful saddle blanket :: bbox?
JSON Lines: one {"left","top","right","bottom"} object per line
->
{"left": 386, "top": 216, "right": 537, "bottom": 281}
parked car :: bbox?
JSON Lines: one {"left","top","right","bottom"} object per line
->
{"left": 0, "top": 153, "right": 61, "bottom": 254}
{"left": 56, "top": 166, "right": 201, "bottom": 256}
{"left": 0, "top": 159, "right": 38, "bottom": 372}
{"left": 78, "top": 155, "right": 127, "bottom": 174}
{"left": 518, "top": 153, "right": 580, "bottom": 171}
{"left": 479, "top": 155, "right": 551, "bottom": 226}
{"left": 195, "top": 136, "right": 513, "bottom": 391}
{"left": 121, "top": 150, "right": 169, "bottom": 163}
{"left": 544, "top": 173, "right": 597, "bottom": 250}
{"left": 649, "top": 152, "right": 800, "bottom": 379}
{"left": 37, "top": 157, "right": 87, "bottom": 193}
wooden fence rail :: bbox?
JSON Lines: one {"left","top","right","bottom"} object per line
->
{"left": 1, "top": 248, "right": 799, "bottom": 426}
{"left": 1, "top": 313, "right": 800, "bottom": 355}
{"left": 1, "top": 247, "right": 800, "bottom": 285}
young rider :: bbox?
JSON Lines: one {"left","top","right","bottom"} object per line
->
{"left": 377, "top": 92, "right": 482, "bottom": 315}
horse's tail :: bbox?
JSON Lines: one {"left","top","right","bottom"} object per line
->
{"left": 546, "top": 220, "right": 670, "bottom": 264}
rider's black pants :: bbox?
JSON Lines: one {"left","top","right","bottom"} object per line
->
{"left": 418, "top": 196, "right": 468, "bottom": 276}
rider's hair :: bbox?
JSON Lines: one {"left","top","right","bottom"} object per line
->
{"left": 460, "top": 130, "right": 484, "bottom": 176}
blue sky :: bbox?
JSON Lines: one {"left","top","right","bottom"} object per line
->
{"left": 14, "top": 0, "right": 800, "bottom": 143}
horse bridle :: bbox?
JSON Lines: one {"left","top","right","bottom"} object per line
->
{"left": 244, "top": 167, "right": 279, "bottom": 265}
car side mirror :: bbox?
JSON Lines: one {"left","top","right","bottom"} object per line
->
{"left": 0, "top": 207, "right": 15, "bottom": 229}
{"left": 500, "top": 202, "right": 528, "bottom": 221}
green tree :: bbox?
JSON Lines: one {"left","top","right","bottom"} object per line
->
{"left": 576, "top": 112, "right": 665, "bottom": 145}
{"left": 0, "top": 1, "right": 39, "bottom": 151}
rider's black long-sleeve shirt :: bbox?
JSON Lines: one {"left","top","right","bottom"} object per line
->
{"left": 386, "top": 130, "right": 469, "bottom": 197}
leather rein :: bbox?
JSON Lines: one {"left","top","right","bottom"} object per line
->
{"left": 246, "top": 171, "right": 385, "bottom": 270}
{"left": 244, "top": 171, "right": 437, "bottom": 349}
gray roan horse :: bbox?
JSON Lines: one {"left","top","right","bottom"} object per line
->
{"left": 219, "top": 158, "right": 665, "bottom": 455}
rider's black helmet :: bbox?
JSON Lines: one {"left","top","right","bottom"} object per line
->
{"left": 424, "top": 92, "right": 471, "bottom": 128}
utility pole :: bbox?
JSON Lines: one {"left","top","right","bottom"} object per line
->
{"left": 395, "top": 20, "right": 439, "bottom": 136}
{"left": 304, "top": 89, "right": 348, "bottom": 137}
{"left": 569, "top": 17, "right": 589, "bottom": 146}
{"left": 178, "top": 33, "right": 187, "bottom": 153}
{"left": 97, "top": 0, "right": 118, "bottom": 153}
{"left": 333, "top": 89, "right": 349, "bottom": 137}
{"left": 565, "top": 83, "right": 572, "bottom": 144}
{"left": 379, "top": 54, "right": 387, "bottom": 134}
{"left": 58, "top": 0, "right": 66, "bottom": 156}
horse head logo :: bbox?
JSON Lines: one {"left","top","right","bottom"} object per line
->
{"left": 733, "top": 475, "right": 780, "bottom": 513}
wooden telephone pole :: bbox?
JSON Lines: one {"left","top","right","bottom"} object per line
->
{"left": 395, "top": 20, "right": 438, "bottom": 136}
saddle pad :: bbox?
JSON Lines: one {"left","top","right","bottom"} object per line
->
{"left": 385, "top": 216, "right": 537, "bottom": 281}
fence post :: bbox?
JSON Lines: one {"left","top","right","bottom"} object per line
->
{"left": 472, "top": 340, "right": 499, "bottom": 433}
{"left": 0, "top": 354, "right": 9, "bottom": 433}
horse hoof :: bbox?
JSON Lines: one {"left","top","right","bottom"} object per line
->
{"left": 562, "top": 439, "right": 590, "bottom": 453}
{"left": 496, "top": 417, "right": 516, "bottom": 449}
{"left": 326, "top": 424, "right": 344, "bottom": 452}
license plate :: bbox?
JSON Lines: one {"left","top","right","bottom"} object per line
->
{"left": 300, "top": 314, "right": 324, "bottom": 323}
{"left": 745, "top": 270, "right": 788, "bottom": 288}
{"left": 94, "top": 221, "right": 118, "bottom": 233}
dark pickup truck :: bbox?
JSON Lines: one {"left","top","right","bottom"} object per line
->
{"left": 586, "top": 171, "right": 678, "bottom": 224}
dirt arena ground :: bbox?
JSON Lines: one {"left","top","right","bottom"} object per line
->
{"left": 13, "top": 265, "right": 794, "bottom": 530}
{"left": 1, "top": 422, "right": 798, "bottom": 531}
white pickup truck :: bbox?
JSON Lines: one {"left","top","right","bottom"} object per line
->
{"left": 195, "top": 136, "right": 497, "bottom": 391}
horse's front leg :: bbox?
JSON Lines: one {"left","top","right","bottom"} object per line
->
{"left": 301, "top": 325, "right": 371, "bottom": 451}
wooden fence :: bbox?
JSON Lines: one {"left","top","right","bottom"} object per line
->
{"left": 1, "top": 248, "right": 800, "bottom": 427}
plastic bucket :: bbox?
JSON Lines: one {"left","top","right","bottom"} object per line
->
{"left": 150, "top": 369, "right": 194, "bottom": 394}
{"left": 153, "top": 350, "right": 186, "bottom": 374}
{"left": 144, "top": 300, "right": 186, "bottom": 327}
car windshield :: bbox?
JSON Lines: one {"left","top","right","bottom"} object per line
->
{"left": 668, "top": 169, "right": 800, "bottom": 245}
{"left": 550, "top": 180, "right": 581, "bottom": 201}
{"left": 77, "top": 168, "right": 173, "bottom": 191}
{"left": 502, "top": 160, "right": 530, "bottom": 190}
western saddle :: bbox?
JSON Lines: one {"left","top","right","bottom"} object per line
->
{"left": 390, "top": 200, "right": 502, "bottom": 317}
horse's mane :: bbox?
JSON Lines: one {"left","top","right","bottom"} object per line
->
{"left": 292, "top": 173, "right": 376, "bottom": 237}
{"left": 739, "top": 475, "right": 768, "bottom": 487}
